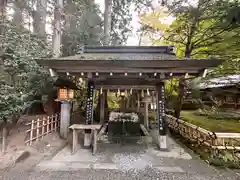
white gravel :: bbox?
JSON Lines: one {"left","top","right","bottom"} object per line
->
{"left": 112, "top": 152, "right": 154, "bottom": 173}
{"left": 1, "top": 169, "right": 239, "bottom": 180}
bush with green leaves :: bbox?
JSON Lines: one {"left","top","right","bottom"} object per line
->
{"left": 194, "top": 109, "right": 240, "bottom": 121}
{"left": 0, "top": 22, "right": 53, "bottom": 122}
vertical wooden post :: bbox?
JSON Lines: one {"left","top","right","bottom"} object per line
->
{"left": 36, "top": 118, "right": 40, "bottom": 141}
{"left": 47, "top": 116, "right": 50, "bottom": 134}
{"left": 51, "top": 115, "right": 54, "bottom": 132}
{"left": 30, "top": 120, "right": 34, "bottom": 145}
{"left": 104, "top": 90, "right": 108, "bottom": 122}
{"left": 137, "top": 91, "right": 140, "bottom": 112}
{"left": 2, "top": 125, "right": 7, "bottom": 152}
{"left": 131, "top": 94, "right": 135, "bottom": 109}
{"left": 84, "top": 76, "right": 95, "bottom": 147}
{"left": 72, "top": 129, "right": 77, "bottom": 154}
{"left": 100, "top": 90, "right": 106, "bottom": 124}
{"left": 42, "top": 117, "right": 45, "bottom": 139}
{"left": 54, "top": 114, "right": 58, "bottom": 131}
{"left": 235, "top": 94, "right": 238, "bottom": 109}
{"left": 93, "top": 129, "right": 97, "bottom": 155}
{"left": 156, "top": 82, "right": 167, "bottom": 150}
{"left": 126, "top": 97, "right": 130, "bottom": 109}
{"left": 144, "top": 102, "right": 149, "bottom": 129}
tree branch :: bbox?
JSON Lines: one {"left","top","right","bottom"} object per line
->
{"left": 193, "top": 25, "right": 234, "bottom": 48}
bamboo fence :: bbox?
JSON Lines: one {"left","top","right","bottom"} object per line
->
{"left": 25, "top": 113, "right": 60, "bottom": 146}
{"left": 166, "top": 115, "right": 240, "bottom": 150}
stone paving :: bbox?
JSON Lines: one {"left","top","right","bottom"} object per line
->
{"left": 1, "top": 135, "right": 239, "bottom": 180}
{"left": 1, "top": 169, "right": 240, "bottom": 180}
{"left": 35, "top": 136, "right": 196, "bottom": 172}
{"left": 34, "top": 136, "right": 228, "bottom": 175}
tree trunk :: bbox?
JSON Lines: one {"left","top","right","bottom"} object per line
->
{"left": 0, "top": 0, "right": 7, "bottom": 25}
{"left": 1, "top": 119, "right": 7, "bottom": 153}
{"left": 62, "top": 0, "right": 77, "bottom": 56}
{"left": 33, "top": 0, "right": 47, "bottom": 37}
{"left": 103, "top": 0, "right": 112, "bottom": 45}
{"left": 52, "top": 0, "right": 63, "bottom": 57}
{"left": 95, "top": 0, "right": 112, "bottom": 122}
{"left": 0, "top": 0, "right": 6, "bottom": 15}
{"left": 185, "top": 44, "right": 191, "bottom": 58}
{"left": 0, "top": 0, "right": 7, "bottom": 54}
{"left": 13, "top": 0, "right": 24, "bottom": 28}
{"left": 12, "top": 113, "right": 20, "bottom": 125}
{"left": 174, "top": 78, "right": 185, "bottom": 119}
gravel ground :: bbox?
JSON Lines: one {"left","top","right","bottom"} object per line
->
{"left": 0, "top": 168, "right": 239, "bottom": 180}
{"left": 1, "top": 134, "right": 239, "bottom": 180}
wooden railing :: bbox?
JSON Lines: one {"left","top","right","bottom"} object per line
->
{"left": 25, "top": 113, "right": 60, "bottom": 146}
{"left": 166, "top": 115, "right": 240, "bottom": 150}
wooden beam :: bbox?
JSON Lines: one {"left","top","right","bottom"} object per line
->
{"left": 38, "top": 59, "right": 222, "bottom": 69}
{"left": 95, "top": 85, "right": 156, "bottom": 90}
{"left": 56, "top": 68, "right": 200, "bottom": 74}
{"left": 95, "top": 78, "right": 165, "bottom": 86}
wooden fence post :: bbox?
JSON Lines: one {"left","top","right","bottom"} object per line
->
{"left": 54, "top": 114, "right": 57, "bottom": 131}
{"left": 2, "top": 126, "right": 7, "bottom": 153}
{"left": 30, "top": 120, "right": 34, "bottom": 146}
{"left": 42, "top": 117, "right": 46, "bottom": 139}
{"left": 36, "top": 118, "right": 40, "bottom": 141}
{"left": 51, "top": 115, "right": 54, "bottom": 133}
{"left": 47, "top": 116, "right": 50, "bottom": 134}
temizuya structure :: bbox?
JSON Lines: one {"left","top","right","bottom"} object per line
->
{"left": 36, "top": 46, "right": 223, "bottom": 150}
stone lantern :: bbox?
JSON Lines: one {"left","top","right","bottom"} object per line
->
{"left": 54, "top": 78, "right": 79, "bottom": 139}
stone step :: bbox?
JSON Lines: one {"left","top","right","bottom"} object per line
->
{"left": 34, "top": 161, "right": 184, "bottom": 173}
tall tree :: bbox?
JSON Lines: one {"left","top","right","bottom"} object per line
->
{"left": 110, "top": 0, "right": 153, "bottom": 45}
{"left": 104, "top": 0, "right": 112, "bottom": 45}
{"left": 140, "top": 0, "right": 240, "bottom": 118}
{"left": 52, "top": 0, "right": 63, "bottom": 57}
{"left": 33, "top": 0, "right": 47, "bottom": 36}
{"left": 138, "top": 8, "right": 170, "bottom": 45}
{"left": 142, "top": 0, "right": 240, "bottom": 58}
{"left": 12, "top": 0, "right": 24, "bottom": 28}
{"left": 62, "top": 0, "right": 102, "bottom": 56}
{"left": 0, "top": 0, "right": 7, "bottom": 34}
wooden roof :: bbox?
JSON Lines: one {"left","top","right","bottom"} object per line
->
{"left": 36, "top": 46, "right": 224, "bottom": 89}
{"left": 199, "top": 75, "right": 240, "bottom": 89}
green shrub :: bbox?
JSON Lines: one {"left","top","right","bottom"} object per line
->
{"left": 208, "top": 111, "right": 240, "bottom": 121}
{"left": 182, "top": 100, "right": 201, "bottom": 110}
{"left": 194, "top": 109, "right": 240, "bottom": 121}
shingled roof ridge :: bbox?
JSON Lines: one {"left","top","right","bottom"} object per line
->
{"left": 77, "top": 45, "right": 175, "bottom": 55}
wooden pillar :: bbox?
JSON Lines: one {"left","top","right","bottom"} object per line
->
{"left": 84, "top": 75, "right": 95, "bottom": 147}
{"left": 137, "top": 91, "right": 140, "bottom": 112}
{"left": 126, "top": 97, "right": 130, "bottom": 109}
{"left": 60, "top": 101, "right": 71, "bottom": 139}
{"left": 156, "top": 82, "right": 168, "bottom": 150}
{"left": 235, "top": 94, "right": 238, "bottom": 109}
{"left": 132, "top": 94, "right": 135, "bottom": 108}
{"left": 104, "top": 90, "right": 108, "bottom": 120}
{"left": 100, "top": 90, "right": 106, "bottom": 124}
{"left": 144, "top": 101, "right": 149, "bottom": 129}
